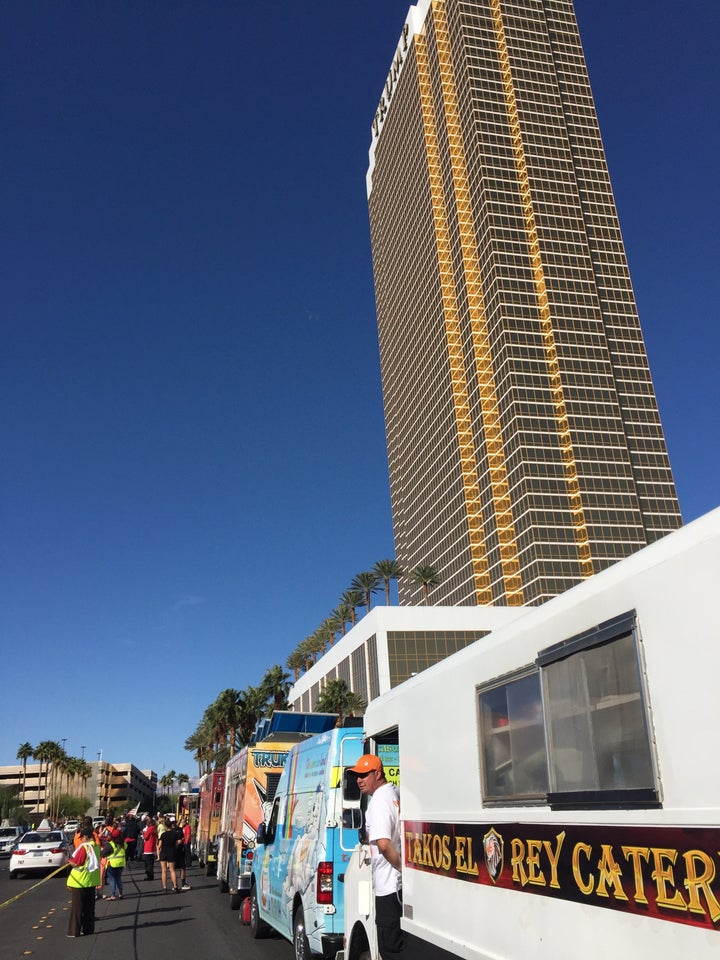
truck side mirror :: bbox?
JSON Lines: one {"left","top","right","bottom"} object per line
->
{"left": 256, "top": 822, "right": 267, "bottom": 846}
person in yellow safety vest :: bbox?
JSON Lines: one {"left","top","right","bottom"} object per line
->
{"left": 101, "top": 828, "right": 127, "bottom": 900}
{"left": 67, "top": 825, "right": 102, "bottom": 938}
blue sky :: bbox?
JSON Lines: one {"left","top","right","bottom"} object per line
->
{"left": 1, "top": 0, "right": 718, "bottom": 780}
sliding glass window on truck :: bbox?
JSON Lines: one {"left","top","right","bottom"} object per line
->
{"left": 478, "top": 611, "right": 659, "bottom": 809}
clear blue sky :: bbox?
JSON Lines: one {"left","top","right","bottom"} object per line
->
{"left": 2, "top": 1, "right": 718, "bottom": 780}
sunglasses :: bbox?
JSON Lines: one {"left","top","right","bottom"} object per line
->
{"left": 356, "top": 770, "right": 376, "bottom": 779}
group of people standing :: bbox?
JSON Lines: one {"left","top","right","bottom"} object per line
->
{"left": 65, "top": 812, "right": 194, "bottom": 938}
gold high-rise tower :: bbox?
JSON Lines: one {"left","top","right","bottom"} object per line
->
{"left": 368, "top": 0, "right": 681, "bottom": 606}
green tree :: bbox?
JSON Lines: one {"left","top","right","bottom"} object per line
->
{"left": 286, "top": 647, "right": 305, "bottom": 681}
{"left": 314, "top": 679, "right": 366, "bottom": 725}
{"left": 260, "top": 665, "right": 291, "bottom": 712}
{"left": 409, "top": 563, "right": 442, "bottom": 604}
{"left": 214, "top": 688, "right": 244, "bottom": 757}
{"left": 16, "top": 742, "right": 33, "bottom": 810}
{"left": 339, "top": 589, "right": 365, "bottom": 626}
{"left": 323, "top": 614, "right": 344, "bottom": 646}
{"left": 0, "top": 785, "right": 25, "bottom": 824}
{"left": 77, "top": 759, "right": 92, "bottom": 802}
{"left": 33, "top": 740, "right": 59, "bottom": 814}
{"left": 55, "top": 793, "right": 90, "bottom": 820}
{"left": 237, "top": 685, "right": 269, "bottom": 747}
{"left": 185, "top": 724, "right": 215, "bottom": 779}
{"left": 373, "top": 559, "right": 404, "bottom": 605}
{"left": 351, "top": 571, "right": 381, "bottom": 612}
{"left": 160, "top": 770, "right": 176, "bottom": 795}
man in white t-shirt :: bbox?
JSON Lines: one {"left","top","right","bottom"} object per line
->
{"left": 350, "top": 754, "right": 404, "bottom": 960}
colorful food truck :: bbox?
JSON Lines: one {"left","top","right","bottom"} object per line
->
{"left": 194, "top": 768, "right": 225, "bottom": 875}
{"left": 216, "top": 711, "right": 338, "bottom": 908}
{"left": 250, "top": 721, "right": 365, "bottom": 958}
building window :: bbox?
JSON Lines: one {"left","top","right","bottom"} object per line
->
{"left": 388, "top": 631, "right": 487, "bottom": 686}
{"left": 367, "top": 635, "right": 379, "bottom": 700}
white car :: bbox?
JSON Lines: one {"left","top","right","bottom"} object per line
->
{"left": 63, "top": 820, "right": 80, "bottom": 839}
{"left": 9, "top": 830, "right": 70, "bottom": 878}
{"left": 0, "top": 826, "right": 23, "bottom": 856}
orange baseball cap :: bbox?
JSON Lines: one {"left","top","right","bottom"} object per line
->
{"left": 349, "top": 754, "right": 383, "bottom": 775}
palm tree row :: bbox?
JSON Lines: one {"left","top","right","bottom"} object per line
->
{"left": 184, "top": 665, "right": 293, "bottom": 778}
{"left": 158, "top": 770, "right": 190, "bottom": 795}
{"left": 185, "top": 560, "right": 440, "bottom": 775}
{"left": 285, "top": 558, "right": 441, "bottom": 681}
{"left": 16, "top": 741, "right": 93, "bottom": 817}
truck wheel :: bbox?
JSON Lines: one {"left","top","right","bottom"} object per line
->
{"left": 230, "top": 891, "right": 242, "bottom": 910}
{"left": 293, "top": 905, "right": 311, "bottom": 960}
{"left": 218, "top": 873, "right": 229, "bottom": 894}
{"left": 249, "top": 885, "right": 269, "bottom": 938}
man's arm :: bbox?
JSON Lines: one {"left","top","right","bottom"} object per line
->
{"left": 376, "top": 837, "right": 401, "bottom": 871}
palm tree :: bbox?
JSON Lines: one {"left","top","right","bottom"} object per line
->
{"left": 373, "top": 559, "right": 404, "bottom": 605}
{"left": 314, "top": 679, "right": 366, "bottom": 725}
{"left": 409, "top": 563, "right": 442, "bottom": 604}
{"left": 77, "top": 759, "right": 92, "bottom": 804}
{"left": 65, "top": 756, "right": 82, "bottom": 799}
{"left": 160, "top": 770, "right": 176, "bottom": 795}
{"left": 185, "top": 723, "right": 215, "bottom": 778}
{"left": 33, "top": 740, "right": 58, "bottom": 814}
{"left": 261, "top": 665, "right": 291, "bottom": 711}
{"left": 55, "top": 751, "right": 72, "bottom": 819}
{"left": 16, "top": 742, "right": 33, "bottom": 810}
{"left": 339, "top": 589, "right": 365, "bottom": 626}
{"left": 286, "top": 647, "right": 305, "bottom": 681}
{"left": 176, "top": 772, "right": 190, "bottom": 793}
{"left": 332, "top": 605, "right": 351, "bottom": 638}
{"left": 237, "top": 685, "right": 269, "bottom": 747}
{"left": 214, "top": 688, "right": 243, "bottom": 757}
{"left": 323, "top": 614, "right": 344, "bottom": 646}
{"left": 351, "top": 571, "right": 381, "bottom": 612}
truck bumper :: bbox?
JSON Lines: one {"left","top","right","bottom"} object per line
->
{"left": 321, "top": 935, "right": 344, "bottom": 959}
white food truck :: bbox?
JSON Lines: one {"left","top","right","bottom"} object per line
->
{"left": 340, "top": 508, "right": 720, "bottom": 960}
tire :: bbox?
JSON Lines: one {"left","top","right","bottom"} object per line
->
{"left": 218, "top": 872, "right": 229, "bottom": 894}
{"left": 249, "top": 884, "right": 269, "bottom": 938}
{"left": 293, "top": 905, "right": 311, "bottom": 960}
{"left": 230, "top": 891, "right": 242, "bottom": 910}
{"left": 9, "top": 871, "right": 17, "bottom": 880}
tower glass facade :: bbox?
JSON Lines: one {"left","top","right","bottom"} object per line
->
{"left": 368, "top": 0, "right": 681, "bottom": 607}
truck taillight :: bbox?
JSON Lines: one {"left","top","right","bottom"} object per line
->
{"left": 246, "top": 849, "right": 254, "bottom": 862}
{"left": 317, "top": 860, "right": 333, "bottom": 904}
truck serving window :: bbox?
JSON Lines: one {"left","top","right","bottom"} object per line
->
{"left": 478, "top": 611, "right": 659, "bottom": 809}
{"left": 478, "top": 669, "right": 548, "bottom": 804}
{"left": 538, "top": 611, "right": 659, "bottom": 809}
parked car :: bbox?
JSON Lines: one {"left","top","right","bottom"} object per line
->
{"left": 0, "top": 826, "right": 23, "bottom": 856}
{"left": 63, "top": 820, "right": 80, "bottom": 839}
{"left": 92, "top": 816, "right": 105, "bottom": 829}
{"left": 9, "top": 830, "right": 71, "bottom": 878}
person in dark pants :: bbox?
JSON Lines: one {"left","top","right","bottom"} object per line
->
{"left": 349, "top": 755, "right": 404, "bottom": 960}
{"left": 66, "top": 825, "right": 101, "bottom": 937}
{"left": 123, "top": 814, "right": 140, "bottom": 861}
{"left": 141, "top": 817, "right": 158, "bottom": 880}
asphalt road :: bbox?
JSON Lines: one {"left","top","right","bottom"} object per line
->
{"left": 0, "top": 854, "right": 294, "bottom": 960}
